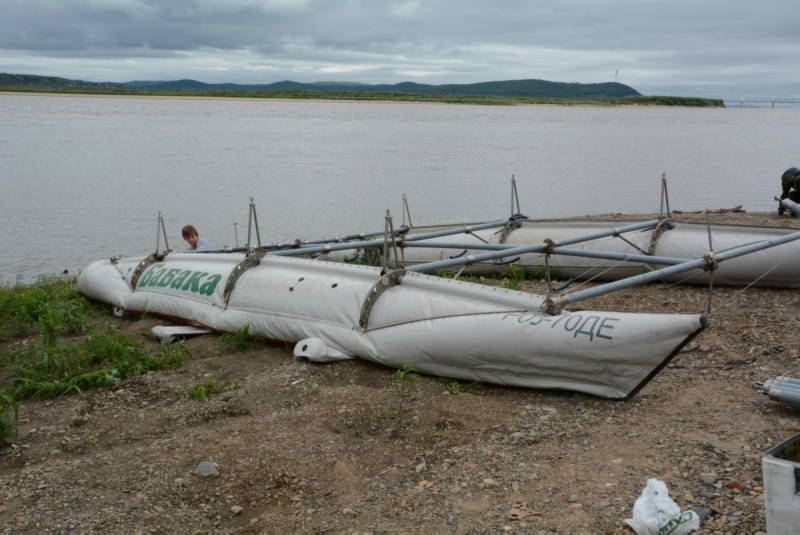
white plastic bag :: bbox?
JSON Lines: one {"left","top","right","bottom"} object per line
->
{"left": 625, "top": 479, "right": 700, "bottom": 535}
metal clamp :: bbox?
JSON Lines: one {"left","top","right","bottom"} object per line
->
{"left": 131, "top": 252, "right": 166, "bottom": 289}
{"left": 223, "top": 250, "right": 266, "bottom": 304}
{"left": 703, "top": 251, "right": 719, "bottom": 272}
{"left": 359, "top": 269, "right": 405, "bottom": 330}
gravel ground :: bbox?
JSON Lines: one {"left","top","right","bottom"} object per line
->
{"left": 1, "top": 210, "right": 799, "bottom": 534}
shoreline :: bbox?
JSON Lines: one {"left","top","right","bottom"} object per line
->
{"left": 0, "top": 89, "right": 725, "bottom": 108}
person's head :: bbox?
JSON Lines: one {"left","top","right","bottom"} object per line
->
{"left": 182, "top": 224, "right": 199, "bottom": 249}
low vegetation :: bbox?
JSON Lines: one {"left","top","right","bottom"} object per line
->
{"left": 0, "top": 85, "right": 724, "bottom": 107}
{"left": 218, "top": 323, "right": 264, "bottom": 352}
{"left": 436, "top": 263, "right": 565, "bottom": 290}
{"left": 185, "top": 379, "right": 241, "bottom": 401}
{"left": 0, "top": 276, "right": 91, "bottom": 343}
{"left": 0, "top": 278, "right": 187, "bottom": 444}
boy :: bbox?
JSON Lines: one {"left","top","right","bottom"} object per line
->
{"left": 182, "top": 225, "right": 213, "bottom": 251}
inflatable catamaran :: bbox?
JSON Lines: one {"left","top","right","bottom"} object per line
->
{"left": 77, "top": 204, "right": 800, "bottom": 400}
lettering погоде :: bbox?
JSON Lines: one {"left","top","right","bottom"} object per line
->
{"left": 501, "top": 312, "right": 620, "bottom": 341}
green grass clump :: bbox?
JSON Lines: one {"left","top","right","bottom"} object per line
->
{"left": 436, "top": 264, "right": 564, "bottom": 289}
{"left": 0, "top": 390, "right": 19, "bottom": 445}
{"left": 185, "top": 379, "right": 241, "bottom": 401}
{"left": 0, "top": 276, "right": 91, "bottom": 343}
{"left": 218, "top": 324, "right": 262, "bottom": 352}
{"left": 2, "top": 328, "right": 187, "bottom": 400}
{"left": 435, "top": 377, "right": 487, "bottom": 396}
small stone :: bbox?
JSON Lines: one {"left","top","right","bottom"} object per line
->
{"left": 230, "top": 505, "right": 243, "bottom": 515}
{"left": 682, "top": 493, "right": 694, "bottom": 502}
{"left": 174, "top": 478, "right": 188, "bottom": 488}
{"left": 567, "top": 494, "right": 578, "bottom": 503}
{"left": 193, "top": 461, "right": 220, "bottom": 477}
{"left": 702, "top": 477, "right": 717, "bottom": 487}
{"left": 483, "top": 478, "right": 498, "bottom": 487}
{"left": 699, "top": 489, "right": 715, "bottom": 499}
{"left": 415, "top": 462, "right": 426, "bottom": 473}
{"left": 511, "top": 482, "right": 520, "bottom": 492}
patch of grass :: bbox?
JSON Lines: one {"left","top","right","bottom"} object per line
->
{"left": 0, "top": 276, "right": 91, "bottom": 343}
{"left": 436, "top": 264, "right": 564, "bottom": 288}
{"left": 435, "top": 377, "right": 487, "bottom": 396}
{"left": 366, "top": 406, "right": 399, "bottom": 423}
{"left": 0, "top": 390, "right": 19, "bottom": 445}
{"left": 2, "top": 328, "right": 187, "bottom": 400}
{"left": 81, "top": 428, "right": 96, "bottom": 445}
{"left": 393, "top": 363, "right": 420, "bottom": 415}
{"left": 185, "top": 379, "right": 241, "bottom": 401}
{"left": 218, "top": 324, "right": 261, "bottom": 353}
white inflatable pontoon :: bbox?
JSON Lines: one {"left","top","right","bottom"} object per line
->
{"left": 327, "top": 218, "right": 800, "bottom": 288}
{"left": 78, "top": 252, "right": 706, "bottom": 400}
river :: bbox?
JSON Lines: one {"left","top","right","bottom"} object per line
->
{"left": 1, "top": 93, "right": 798, "bottom": 282}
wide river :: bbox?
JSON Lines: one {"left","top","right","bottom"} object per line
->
{"left": 1, "top": 93, "right": 798, "bottom": 282}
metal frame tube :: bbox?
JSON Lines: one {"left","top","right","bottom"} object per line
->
{"left": 549, "top": 227, "right": 800, "bottom": 311}
{"left": 270, "top": 218, "right": 518, "bottom": 257}
{"left": 405, "top": 219, "right": 663, "bottom": 273}
{"left": 401, "top": 241, "right": 687, "bottom": 267}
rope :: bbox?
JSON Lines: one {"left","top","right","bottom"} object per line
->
{"left": 560, "top": 253, "right": 640, "bottom": 292}
{"left": 711, "top": 257, "right": 792, "bottom": 314}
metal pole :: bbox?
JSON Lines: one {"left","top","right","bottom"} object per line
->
{"left": 660, "top": 173, "right": 671, "bottom": 218}
{"left": 270, "top": 218, "right": 523, "bottom": 257}
{"left": 402, "top": 194, "right": 413, "bottom": 228}
{"left": 250, "top": 198, "right": 262, "bottom": 248}
{"left": 246, "top": 202, "right": 253, "bottom": 249}
{"left": 233, "top": 222, "right": 239, "bottom": 248}
{"left": 160, "top": 214, "right": 170, "bottom": 252}
{"left": 405, "top": 219, "right": 663, "bottom": 273}
{"left": 401, "top": 241, "right": 687, "bottom": 266}
{"left": 547, "top": 226, "right": 800, "bottom": 313}
{"left": 382, "top": 210, "right": 390, "bottom": 272}
{"left": 155, "top": 212, "right": 161, "bottom": 253}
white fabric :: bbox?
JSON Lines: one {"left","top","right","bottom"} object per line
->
{"left": 78, "top": 253, "right": 704, "bottom": 399}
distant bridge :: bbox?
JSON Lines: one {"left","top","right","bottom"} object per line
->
{"left": 723, "top": 97, "right": 800, "bottom": 108}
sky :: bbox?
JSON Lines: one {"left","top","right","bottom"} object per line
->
{"left": 1, "top": 0, "right": 798, "bottom": 98}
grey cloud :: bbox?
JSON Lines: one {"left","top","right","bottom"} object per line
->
{"left": 0, "top": 0, "right": 798, "bottom": 96}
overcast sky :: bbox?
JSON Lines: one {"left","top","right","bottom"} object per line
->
{"left": 1, "top": 0, "right": 798, "bottom": 98}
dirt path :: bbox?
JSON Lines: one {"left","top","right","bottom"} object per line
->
{"left": 1, "top": 210, "right": 799, "bottom": 533}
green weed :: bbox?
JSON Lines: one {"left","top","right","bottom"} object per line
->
{"left": 436, "top": 377, "right": 487, "bottom": 396}
{"left": 393, "top": 363, "right": 420, "bottom": 415}
{"left": 219, "top": 324, "right": 260, "bottom": 353}
{"left": 185, "top": 379, "right": 240, "bottom": 401}
{"left": 0, "top": 390, "right": 18, "bottom": 445}
{"left": 81, "top": 428, "right": 96, "bottom": 445}
{"left": 0, "top": 276, "right": 91, "bottom": 343}
{"left": 4, "top": 328, "right": 187, "bottom": 400}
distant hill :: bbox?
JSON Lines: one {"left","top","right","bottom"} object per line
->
{"left": 0, "top": 72, "right": 640, "bottom": 99}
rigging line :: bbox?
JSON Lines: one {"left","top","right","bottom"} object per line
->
{"left": 613, "top": 233, "right": 649, "bottom": 255}
{"left": 465, "top": 230, "right": 489, "bottom": 244}
{"left": 560, "top": 253, "right": 640, "bottom": 293}
{"left": 658, "top": 269, "right": 706, "bottom": 289}
{"left": 711, "top": 257, "right": 792, "bottom": 314}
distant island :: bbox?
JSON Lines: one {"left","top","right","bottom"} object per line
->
{"left": 0, "top": 72, "right": 724, "bottom": 107}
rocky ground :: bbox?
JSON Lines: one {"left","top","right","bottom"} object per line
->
{"left": 1, "top": 210, "right": 799, "bottom": 534}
